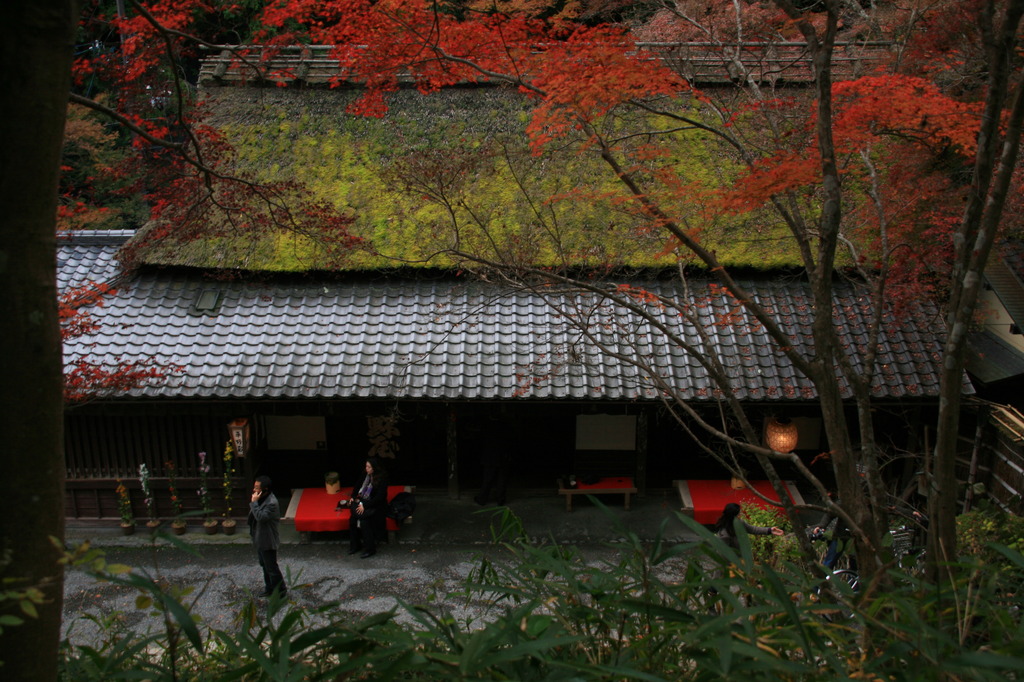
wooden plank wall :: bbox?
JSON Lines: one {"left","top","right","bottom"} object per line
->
{"left": 66, "top": 413, "right": 229, "bottom": 479}
{"left": 984, "top": 425, "right": 1024, "bottom": 514}
{"left": 64, "top": 413, "right": 246, "bottom": 520}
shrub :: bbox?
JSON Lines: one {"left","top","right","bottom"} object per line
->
{"left": 957, "top": 503, "right": 1024, "bottom": 578}
{"left": 741, "top": 503, "right": 801, "bottom": 569}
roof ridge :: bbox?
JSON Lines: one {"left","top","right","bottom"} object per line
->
{"left": 58, "top": 229, "right": 136, "bottom": 246}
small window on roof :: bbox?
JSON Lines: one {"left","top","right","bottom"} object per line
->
{"left": 194, "top": 289, "right": 221, "bottom": 313}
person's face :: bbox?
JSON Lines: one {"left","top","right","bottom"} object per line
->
{"left": 253, "top": 481, "right": 264, "bottom": 496}
{"left": 365, "top": 461, "right": 373, "bottom": 475}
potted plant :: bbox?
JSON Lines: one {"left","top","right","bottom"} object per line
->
{"left": 220, "top": 440, "right": 237, "bottom": 535}
{"left": 197, "top": 451, "right": 218, "bottom": 534}
{"left": 115, "top": 479, "right": 135, "bottom": 535}
{"left": 167, "top": 460, "right": 186, "bottom": 534}
{"left": 139, "top": 463, "right": 160, "bottom": 530}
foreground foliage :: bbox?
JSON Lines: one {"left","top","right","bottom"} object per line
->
{"left": 56, "top": 508, "right": 1024, "bottom": 681}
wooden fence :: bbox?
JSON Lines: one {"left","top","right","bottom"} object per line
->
{"left": 198, "top": 42, "right": 891, "bottom": 88}
{"left": 65, "top": 413, "right": 233, "bottom": 480}
{"left": 975, "top": 405, "right": 1024, "bottom": 514}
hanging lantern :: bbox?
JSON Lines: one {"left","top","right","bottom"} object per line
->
{"left": 227, "top": 418, "right": 251, "bottom": 458}
{"left": 765, "top": 417, "right": 799, "bottom": 453}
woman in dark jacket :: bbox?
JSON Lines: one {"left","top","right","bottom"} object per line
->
{"left": 708, "top": 502, "right": 784, "bottom": 605}
{"left": 348, "top": 456, "right": 389, "bottom": 558}
{"left": 714, "top": 502, "right": 784, "bottom": 549}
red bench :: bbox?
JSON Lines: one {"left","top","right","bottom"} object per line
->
{"left": 673, "top": 479, "right": 803, "bottom": 524}
{"left": 286, "top": 485, "right": 414, "bottom": 544}
{"left": 557, "top": 476, "right": 638, "bottom": 512}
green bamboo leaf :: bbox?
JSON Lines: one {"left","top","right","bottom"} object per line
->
{"left": 291, "top": 625, "right": 344, "bottom": 651}
{"left": 156, "top": 592, "right": 204, "bottom": 651}
{"left": 19, "top": 600, "right": 38, "bottom": 619}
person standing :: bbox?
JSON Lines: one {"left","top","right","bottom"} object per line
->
{"left": 714, "top": 502, "right": 784, "bottom": 549}
{"left": 248, "top": 475, "right": 286, "bottom": 597}
{"left": 707, "top": 502, "right": 784, "bottom": 608}
{"left": 813, "top": 506, "right": 853, "bottom": 570}
{"left": 348, "top": 456, "right": 388, "bottom": 558}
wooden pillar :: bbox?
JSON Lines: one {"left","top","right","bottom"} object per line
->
{"left": 636, "top": 411, "right": 648, "bottom": 496}
{"left": 447, "top": 407, "right": 459, "bottom": 499}
{"left": 962, "top": 412, "right": 986, "bottom": 514}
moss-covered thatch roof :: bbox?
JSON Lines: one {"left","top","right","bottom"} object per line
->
{"left": 140, "top": 83, "right": 799, "bottom": 272}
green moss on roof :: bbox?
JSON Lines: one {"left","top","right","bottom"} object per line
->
{"left": 155, "top": 84, "right": 800, "bottom": 272}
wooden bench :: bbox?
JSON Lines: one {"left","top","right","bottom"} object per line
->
{"left": 285, "top": 485, "right": 415, "bottom": 544}
{"left": 557, "top": 476, "right": 638, "bottom": 512}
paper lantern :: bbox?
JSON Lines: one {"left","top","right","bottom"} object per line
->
{"left": 227, "top": 418, "right": 251, "bottom": 458}
{"left": 765, "top": 417, "right": 799, "bottom": 452}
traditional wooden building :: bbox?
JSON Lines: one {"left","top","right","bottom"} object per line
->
{"left": 61, "top": 230, "right": 955, "bottom": 522}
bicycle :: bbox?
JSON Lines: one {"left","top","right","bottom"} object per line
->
{"left": 888, "top": 507, "right": 928, "bottom": 575}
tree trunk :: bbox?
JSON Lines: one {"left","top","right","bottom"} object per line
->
{"left": 800, "top": 1, "right": 886, "bottom": 581}
{"left": 928, "top": 0, "right": 1024, "bottom": 582}
{"left": 0, "top": 1, "right": 77, "bottom": 677}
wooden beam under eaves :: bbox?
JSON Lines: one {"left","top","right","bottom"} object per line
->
{"left": 990, "top": 403, "right": 1024, "bottom": 442}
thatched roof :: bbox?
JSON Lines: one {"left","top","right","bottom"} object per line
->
{"left": 135, "top": 79, "right": 798, "bottom": 272}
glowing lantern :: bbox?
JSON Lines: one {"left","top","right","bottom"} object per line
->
{"left": 765, "top": 417, "right": 799, "bottom": 453}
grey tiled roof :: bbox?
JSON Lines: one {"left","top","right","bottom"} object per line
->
{"left": 60, "top": 232, "right": 950, "bottom": 402}
{"left": 57, "top": 230, "right": 133, "bottom": 292}
{"left": 985, "top": 252, "right": 1024, "bottom": 330}
{"left": 970, "top": 240, "right": 1024, "bottom": 385}
{"left": 967, "top": 331, "right": 1024, "bottom": 386}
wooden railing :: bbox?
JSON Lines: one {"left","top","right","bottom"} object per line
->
{"left": 198, "top": 42, "right": 891, "bottom": 87}
{"left": 640, "top": 41, "right": 889, "bottom": 84}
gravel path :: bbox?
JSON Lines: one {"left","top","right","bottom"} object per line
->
{"left": 63, "top": 539, "right": 695, "bottom": 649}
{"left": 61, "top": 542, "right": 515, "bottom": 646}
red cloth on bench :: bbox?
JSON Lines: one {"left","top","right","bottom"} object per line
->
{"left": 293, "top": 486, "right": 404, "bottom": 533}
{"left": 687, "top": 480, "right": 793, "bottom": 524}
{"left": 576, "top": 476, "right": 634, "bottom": 490}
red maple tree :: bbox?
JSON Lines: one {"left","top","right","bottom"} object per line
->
{"left": 69, "top": 0, "right": 361, "bottom": 267}
{"left": 59, "top": 279, "right": 179, "bottom": 403}
{"left": 58, "top": 1, "right": 363, "bottom": 402}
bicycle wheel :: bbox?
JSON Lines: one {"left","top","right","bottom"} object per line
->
{"left": 830, "top": 569, "right": 860, "bottom": 594}
{"left": 816, "top": 569, "right": 860, "bottom": 621}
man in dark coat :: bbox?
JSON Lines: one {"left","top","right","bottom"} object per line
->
{"left": 248, "top": 475, "right": 286, "bottom": 597}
